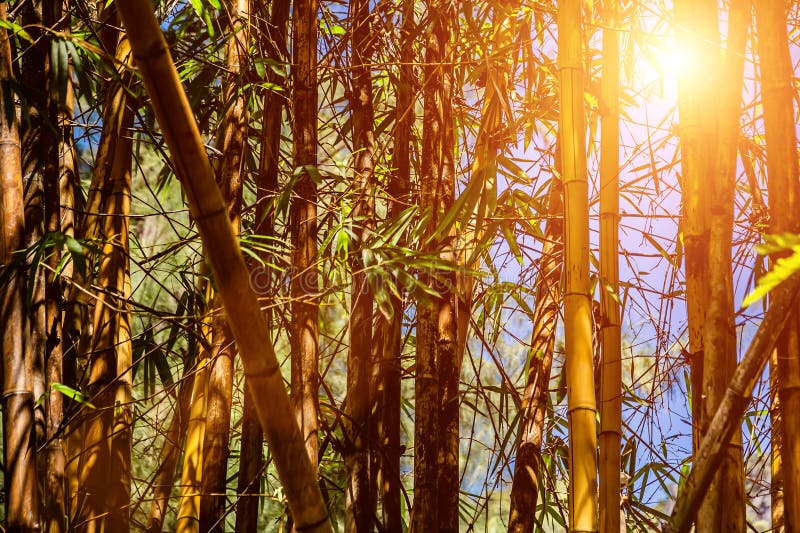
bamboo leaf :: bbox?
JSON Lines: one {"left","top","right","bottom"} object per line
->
{"left": 51, "top": 383, "right": 95, "bottom": 409}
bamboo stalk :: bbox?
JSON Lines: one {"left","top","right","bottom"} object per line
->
{"left": 235, "top": 1, "right": 290, "bottom": 529}
{"left": 345, "top": 0, "right": 377, "bottom": 528}
{"left": 0, "top": 4, "right": 40, "bottom": 529}
{"left": 114, "top": 1, "right": 332, "bottom": 530}
{"left": 176, "top": 288, "right": 212, "bottom": 533}
{"left": 376, "top": 0, "right": 414, "bottom": 529}
{"left": 75, "top": 27, "right": 134, "bottom": 530}
{"left": 754, "top": 1, "right": 800, "bottom": 529}
{"left": 509, "top": 162, "right": 563, "bottom": 533}
{"left": 700, "top": 1, "right": 750, "bottom": 531}
{"left": 289, "top": 0, "right": 321, "bottom": 473}
{"left": 668, "top": 275, "right": 800, "bottom": 532}
{"left": 558, "top": 1, "right": 598, "bottom": 531}
{"left": 598, "top": 1, "right": 621, "bottom": 531}
{"left": 200, "top": 0, "right": 250, "bottom": 528}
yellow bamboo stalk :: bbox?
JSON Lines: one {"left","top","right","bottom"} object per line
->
{"left": 75, "top": 28, "right": 134, "bottom": 530}
{"left": 598, "top": 1, "right": 621, "bottom": 531}
{"left": 755, "top": 0, "right": 800, "bottom": 528}
{"left": 176, "top": 287, "right": 212, "bottom": 533}
{"left": 558, "top": 2, "right": 597, "bottom": 531}
{"left": 700, "top": 1, "right": 750, "bottom": 531}
{"left": 0, "top": 4, "right": 40, "bottom": 529}
{"left": 673, "top": 0, "right": 740, "bottom": 529}
{"left": 114, "top": 1, "right": 332, "bottom": 530}
{"left": 668, "top": 275, "right": 800, "bottom": 532}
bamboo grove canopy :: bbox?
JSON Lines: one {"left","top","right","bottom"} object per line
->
{"left": 1, "top": 0, "right": 800, "bottom": 531}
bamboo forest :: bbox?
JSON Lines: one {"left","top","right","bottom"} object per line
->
{"left": 3, "top": 0, "right": 800, "bottom": 531}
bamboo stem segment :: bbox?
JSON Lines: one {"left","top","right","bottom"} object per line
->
{"left": 114, "top": 1, "right": 332, "bottom": 530}
{"left": 668, "top": 276, "right": 800, "bottom": 532}
{"left": 558, "top": 1, "right": 598, "bottom": 531}
{"left": 599, "top": 1, "right": 621, "bottom": 531}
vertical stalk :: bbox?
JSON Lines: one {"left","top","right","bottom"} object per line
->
{"left": 235, "top": 1, "right": 290, "bottom": 529}
{"left": 755, "top": 0, "right": 800, "bottom": 528}
{"left": 558, "top": 1, "right": 598, "bottom": 531}
{"left": 290, "top": 0, "right": 321, "bottom": 468}
{"left": 598, "top": 1, "right": 621, "bottom": 531}
{"left": 1, "top": 4, "right": 40, "bottom": 529}
{"left": 200, "top": 1, "right": 250, "bottom": 529}
{"left": 42, "top": 0, "right": 72, "bottom": 529}
{"left": 200, "top": 310, "right": 236, "bottom": 532}
{"left": 508, "top": 162, "right": 563, "bottom": 533}
{"left": 345, "top": 0, "right": 377, "bottom": 529}
{"left": 74, "top": 22, "right": 134, "bottom": 531}
{"left": 413, "top": 0, "right": 456, "bottom": 529}
{"left": 176, "top": 283, "right": 212, "bottom": 533}
{"left": 376, "top": 0, "right": 414, "bottom": 529}
{"left": 114, "top": 0, "right": 333, "bottom": 529}
{"left": 702, "top": 1, "right": 750, "bottom": 531}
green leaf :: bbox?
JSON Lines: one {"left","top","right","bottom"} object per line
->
{"left": 51, "top": 383, "right": 95, "bottom": 409}
{"left": 320, "top": 21, "right": 346, "bottom": 35}
{"left": 742, "top": 245, "right": 800, "bottom": 308}
{"left": 0, "top": 19, "right": 33, "bottom": 42}
{"left": 65, "top": 235, "right": 86, "bottom": 278}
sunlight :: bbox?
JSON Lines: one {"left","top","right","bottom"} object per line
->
{"left": 654, "top": 37, "right": 697, "bottom": 82}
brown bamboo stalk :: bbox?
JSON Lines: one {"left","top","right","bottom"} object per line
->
{"left": 235, "top": 1, "right": 290, "bottom": 529}
{"left": 508, "top": 163, "right": 563, "bottom": 533}
{"left": 431, "top": 5, "right": 458, "bottom": 531}
{"left": 376, "top": 0, "right": 414, "bottom": 529}
{"left": 1, "top": 4, "right": 40, "bottom": 529}
{"left": 668, "top": 275, "right": 800, "bottom": 532}
{"left": 74, "top": 27, "right": 134, "bottom": 531}
{"left": 598, "top": 1, "right": 621, "bottom": 530}
{"left": 41, "top": 0, "right": 71, "bottom": 529}
{"left": 755, "top": 1, "right": 800, "bottom": 528}
{"left": 200, "top": 310, "right": 236, "bottom": 533}
{"left": 345, "top": 0, "right": 378, "bottom": 529}
{"left": 18, "top": 0, "right": 50, "bottom": 463}
{"left": 234, "top": 385, "right": 264, "bottom": 533}
{"left": 673, "top": 1, "right": 741, "bottom": 529}
{"left": 114, "top": 0, "right": 332, "bottom": 530}
{"left": 290, "top": 0, "right": 321, "bottom": 472}
{"left": 558, "top": 1, "right": 597, "bottom": 530}
{"left": 413, "top": 0, "right": 456, "bottom": 530}
{"left": 200, "top": 1, "right": 250, "bottom": 528}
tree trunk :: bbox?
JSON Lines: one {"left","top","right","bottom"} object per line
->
{"left": 1, "top": 5, "right": 40, "bottom": 529}
{"left": 345, "top": 0, "right": 377, "bottom": 529}
{"left": 558, "top": 2, "right": 598, "bottom": 531}
{"left": 755, "top": 1, "right": 800, "bottom": 529}
{"left": 116, "top": 0, "right": 333, "bottom": 528}
{"left": 598, "top": 1, "right": 621, "bottom": 531}
{"left": 508, "top": 161, "right": 563, "bottom": 533}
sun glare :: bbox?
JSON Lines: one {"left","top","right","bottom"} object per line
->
{"left": 655, "top": 38, "right": 696, "bottom": 80}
